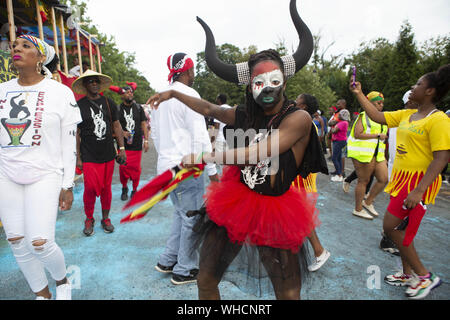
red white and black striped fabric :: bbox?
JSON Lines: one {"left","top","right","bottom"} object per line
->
{"left": 167, "top": 53, "right": 194, "bottom": 83}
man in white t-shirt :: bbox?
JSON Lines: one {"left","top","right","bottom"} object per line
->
{"left": 68, "top": 57, "right": 80, "bottom": 77}
{"left": 151, "top": 52, "right": 218, "bottom": 285}
{"left": 68, "top": 57, "right": 89, "bottom": 78}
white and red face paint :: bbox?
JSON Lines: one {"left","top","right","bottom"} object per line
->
{"left": 250, "top": 61, "right": 284, "bottom": 106}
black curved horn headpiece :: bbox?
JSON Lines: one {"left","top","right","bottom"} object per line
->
{"left": 197, "top": 0, "right": 313, "bottom": 85}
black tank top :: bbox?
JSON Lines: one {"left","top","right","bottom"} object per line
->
{"left": 231, "top": 101, "right": 328, "bottom": 196}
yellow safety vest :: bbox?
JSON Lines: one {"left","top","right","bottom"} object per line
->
{"left": 347, "top": 112, "right": 387, "bottom": 163}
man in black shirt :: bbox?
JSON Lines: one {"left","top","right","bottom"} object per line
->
{"left": 110, "top": 82, "right": 149, "bottom": 201}
{"left": 72, "top": 70, "right": 126, "bottom": 236}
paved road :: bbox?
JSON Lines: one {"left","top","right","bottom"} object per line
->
{"left": 1, "top": 140, "right": 449, "bottom": 300}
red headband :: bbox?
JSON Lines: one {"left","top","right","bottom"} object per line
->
{"left": 167, "top": 54, "right": 194, "bottom": 83}
{"left": 126, "top": 82, "right": 137, "bottom": 91}
{"left": 109, "top": 85, "right": 123, "bottom": 94}
{"left": 109, "top": 82, "right": 137, "bottom": 95}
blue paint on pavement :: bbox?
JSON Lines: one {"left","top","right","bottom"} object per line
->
{"left": 1, "top": 148, "right": 449, "bottom": 300}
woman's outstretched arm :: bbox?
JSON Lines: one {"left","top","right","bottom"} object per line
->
{"left": 147, "top": 90, "right": 236, "bottom": 125}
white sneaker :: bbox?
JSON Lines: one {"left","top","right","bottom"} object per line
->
{"left": 384, "top": 271, "right": 416, "bottom": 287}
{"left": 353, "top": 209, "right": 374, "bottom": 220}
{"left": 331, "top": 175, "right": 343, "bottom": 182}
{"left": 35, "top": 295, "right": 52, "bottom": 300}
{"left": 405, "top": 273, "right": 441, "bottom": 299}
{"left": 362, "top": 200, "right": 379, "bottom": 217}
{"left": 342, "top": 181, "right": 350, "bottom": 193}
{"left": 308, "top": 249, "right": 331, "bottom": 272}
{"left": 56, "top": 282, "right": 72, "bottom": 300}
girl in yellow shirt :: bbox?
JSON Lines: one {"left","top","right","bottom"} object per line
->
{"left": 349, "top": 64, "right": 450, "bottom": 300}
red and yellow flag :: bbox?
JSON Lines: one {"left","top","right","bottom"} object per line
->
{"left": 121, "top": 164, "right": 205, "bottom": 223}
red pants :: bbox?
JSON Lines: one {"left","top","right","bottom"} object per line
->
{"left": 119, "top": 150, "right": 142, "bottom": 191}
{"left": 82, "top": 160, "right": 115, "bottom": 219}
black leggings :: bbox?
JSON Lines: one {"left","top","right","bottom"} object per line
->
{"left": 197, "top": 224, "right": 304, "bottom": 299}
{"left": 345, "top": 170, "right": 374, "bottom": 194}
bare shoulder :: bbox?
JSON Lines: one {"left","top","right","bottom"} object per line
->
{"left": 280, "top": 109, "right": 312, "bottom": 130}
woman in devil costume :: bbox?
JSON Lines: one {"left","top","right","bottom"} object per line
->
{"left": 148, "top": 0, "right": 327, "bottom": 299}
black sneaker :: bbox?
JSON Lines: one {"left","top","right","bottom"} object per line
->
{"left": 171, "top": 269, "right": 199, "bottom": 285}
{"left": 155, "top": 262, "right": 176, "bottom": 274}
{"left": 83, "top": 218, "right": 95, "bottom": 236}
{"left": 121, "top": 187, "right": 128, "bottom": 201}
{"left": 101, "top": 218, "right": 115, "bottom": 233}
{"left": 380, "top": 232, "right": 399, "bottom": 256}
{"left": 130, "top": 190, "right": 136, "bottom": 199}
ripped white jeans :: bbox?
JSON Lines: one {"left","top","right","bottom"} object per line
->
{"left": 0, "top": 171, "right": 67, "bottom": 293}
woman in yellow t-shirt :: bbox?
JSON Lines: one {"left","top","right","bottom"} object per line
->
{"left": 349, "top": 64, "right": 450, "bottom": 300}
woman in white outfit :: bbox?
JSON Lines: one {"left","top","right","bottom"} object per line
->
{"left": 0, "top": 35, "right": 81, "bottom": 300}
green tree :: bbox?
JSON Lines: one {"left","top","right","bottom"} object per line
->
{"left": 418, "top": 35, "right": 450, "bottom": 110}
{"left": 60, "top": 0, "right": 155, "bottom": 105}
{"left": 193, "top": 43, "right": 257, "bottom": 106}
{"left": 383, "top": 21, "right": 421, "bottom": 109}
{"left": 285, "top": 66, "right": 337, "bottom": 114}
{"left": 345, "top": 38, "right": 396, "bottom": 111}
{"left": 419, "top": 35, "right": 450, "bottom": 73}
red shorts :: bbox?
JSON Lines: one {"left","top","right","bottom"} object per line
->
{"left": 386, "top": 175, "right": 427, "bottom": 247}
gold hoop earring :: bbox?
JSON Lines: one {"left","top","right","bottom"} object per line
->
{"left": 36, "top": 61, "right": 43, "bottom": 74}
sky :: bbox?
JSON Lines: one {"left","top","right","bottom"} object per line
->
{"left": 85, "top": 0, "right": 450, "bottom": 92}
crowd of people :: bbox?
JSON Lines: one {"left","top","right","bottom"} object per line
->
{"left": 0, "top": 0, "right": 449, "bottom": 301}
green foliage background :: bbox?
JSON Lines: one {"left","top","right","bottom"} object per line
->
{"left": 63, "top": 1, "right": 449, "bottom": 114}
{"left": 60, "top": 0, "right": 155, "bottom": 105}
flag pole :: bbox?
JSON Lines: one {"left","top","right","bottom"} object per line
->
{"left": 76, "top": 29, "right": 83, "bottom": 74}
{"left": 6, "top": 0, "right": 16, "bottom": 42}
{"left": 59, "top": 13, "right": 69, "bottom": 74}
{"left": 50, "top": 7, "right": 61, "bottom": 71}
{"left": 34, "top": 0, "right": 44, "bottom": 41}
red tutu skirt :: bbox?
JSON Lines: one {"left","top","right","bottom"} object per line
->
{"left": 205, "top": 166, "right": 320, "bottom": 252}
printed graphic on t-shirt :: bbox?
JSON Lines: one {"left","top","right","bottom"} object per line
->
{"left": 0, "top": 90, "right": 45, "bottom": 148}
{"left": 123, "top": 108, "right": 135, "bottom": 133}
{"left": 396, "top": 143, "right": 407, "bottom": 157}
{"left": 90, "top": 106, "right": 107, "bottom": 141}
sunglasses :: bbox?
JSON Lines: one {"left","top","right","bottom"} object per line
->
{"left": 86, "top": 78, "right": 101, "bottom": 84}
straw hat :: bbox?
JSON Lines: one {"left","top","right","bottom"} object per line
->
{"left": 71, "top": 69, "right": 112, "bottom": 95}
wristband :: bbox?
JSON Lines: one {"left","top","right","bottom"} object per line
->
{"left": 119, "top": 146, "right": 125, "bottom": 151}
